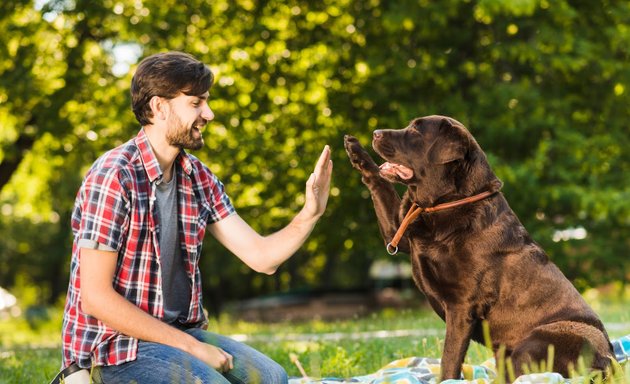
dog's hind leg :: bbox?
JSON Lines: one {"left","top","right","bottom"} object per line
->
{"left": 510, "top": 321, "right": 613, "bottom": 378}
{"left": 344, "top": 135, "right": 409, "bottom": 252}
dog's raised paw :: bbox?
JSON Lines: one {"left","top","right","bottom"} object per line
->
{"left": 343, "top": 135, "right": 379, "bottom": 174}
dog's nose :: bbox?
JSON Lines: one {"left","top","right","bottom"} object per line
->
{"left": 373, "top": 130, "right": 383, "bottom": 140}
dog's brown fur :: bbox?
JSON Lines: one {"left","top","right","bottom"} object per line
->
{"left": 344, "top": 115, "right": 613, "bottom": 379}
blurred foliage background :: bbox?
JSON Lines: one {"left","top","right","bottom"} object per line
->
{"left": 0, "top": 0, "right": 629, "bottom": 315}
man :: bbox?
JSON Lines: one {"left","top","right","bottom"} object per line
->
{"left": 58, "top": 51, "right": 333, "bottom": 383}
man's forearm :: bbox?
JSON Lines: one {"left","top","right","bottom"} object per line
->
{"left": 258, "top": 208, "right": 320, "bottom": 273}
{"left": 82, "top": 287, "right": 197, "bottom": 354}
{"left": 208, "top": 212, "right": 322, "bottom": 275}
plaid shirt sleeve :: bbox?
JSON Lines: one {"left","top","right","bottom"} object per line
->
{"left": 76, "top": 166, "right": 130, "bottom": 251}
{"left": 206, "top": 172, "right": 235, "bottom": 223}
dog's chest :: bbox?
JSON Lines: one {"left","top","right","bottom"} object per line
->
{"left": 409, "top": 241, "right": 467, "bottom": 291}
{"left": 408, "top": 236, "right": 499, "bottom": 309}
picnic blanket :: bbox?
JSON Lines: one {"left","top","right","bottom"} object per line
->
{"left": 288, "top": 334, "right": 630, "bottom": 384}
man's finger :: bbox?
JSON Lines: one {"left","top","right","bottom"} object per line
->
{"left": 306, "top": 173, "right": 315, "bottom": 189}
{"left": 315, "top": 160, "right": 333, "bottom": 192}
{"left": 220, "top": 349, "right": 233, "bottom": 371}
{"left": 314, "top": 145, "right": 331, "bottom": 175}
{"left": 323, "top": 160, "right": 333, "bottom": 186}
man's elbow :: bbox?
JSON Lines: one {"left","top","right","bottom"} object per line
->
{"left": 80, "top": 288, "right": 104, "bottom": 317}
{"left": 251, "top": 262, "right": 278, "bottom": 275}
{"left": 246, "top": 251, "right": 279, "bottom": 275}
{"left": 80, "top": 296, "right": 97, "bottom": 317}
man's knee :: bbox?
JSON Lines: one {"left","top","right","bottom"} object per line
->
{"left": 226, "top": 359, "right": 287, "bottom": 384}
{"left": 261, "top": 361, "right": 288, "bottom": 384}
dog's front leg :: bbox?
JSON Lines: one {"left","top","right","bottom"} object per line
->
{"left": 344, "top": 135, "right": 409, "bottom": 253}
{"left": 441, "top": 309, "right": 475, "bottom": 380}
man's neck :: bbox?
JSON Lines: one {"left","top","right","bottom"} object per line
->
{"left": 143, "top": 125, "right": 179, "bottom": 182}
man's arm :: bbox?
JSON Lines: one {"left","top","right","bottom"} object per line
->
{"left": 79, "top": 248, "right": 233, "bottom": 372}
{"left": 208, "top": 145, "right": 333, "bottom": 274}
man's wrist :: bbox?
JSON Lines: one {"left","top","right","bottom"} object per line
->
{"left": 178, "top": 332, "right": 201, "bottom": 355}
{"left": 295, "top": 207, "right": 321, "bottom": 227}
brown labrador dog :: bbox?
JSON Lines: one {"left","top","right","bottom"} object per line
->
{"left": 344, "top": 115, "right": 613, "bottom": 380}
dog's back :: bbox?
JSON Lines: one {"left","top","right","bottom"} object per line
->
{"left": 454, "top": 194, "right": 613, "bottom": 376}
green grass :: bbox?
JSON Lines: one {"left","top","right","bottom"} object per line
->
{"left": 1, "top": 298, "right": 629, "bottom": 384}
{"left": 0, "top": 347, "right": 60, "bottom": 384}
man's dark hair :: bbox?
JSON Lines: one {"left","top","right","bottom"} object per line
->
{"left": 131, "top": 51, "right": 214, "bottom": 126}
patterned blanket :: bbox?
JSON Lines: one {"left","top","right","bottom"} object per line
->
{"left": 288, "top": 335, "right": 630, "bottom": 384}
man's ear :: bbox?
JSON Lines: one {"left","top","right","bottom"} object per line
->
{"left": 149, "top": 96, "right": 168, "bottom": 121}
{"left": 427, "top": 118, "right": 468, "bottom": 164}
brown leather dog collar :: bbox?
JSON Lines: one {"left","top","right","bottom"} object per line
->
{"left": 386, "top": 189, "right": 499, "bottom": 255}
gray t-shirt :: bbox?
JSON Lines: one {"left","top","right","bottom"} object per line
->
{"left": 78, "top": 173, "right": 191, "bottom": 324}
{"left": 154, "top": 174, "right": 191, "bottom": 323}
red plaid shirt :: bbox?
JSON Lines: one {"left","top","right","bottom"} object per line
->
{"left": 61, "top": 129, "right": 235, "bottom": 369}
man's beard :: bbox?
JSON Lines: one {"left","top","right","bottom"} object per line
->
{"left": 165, "top": 112, "right": 205, "bottom": 150}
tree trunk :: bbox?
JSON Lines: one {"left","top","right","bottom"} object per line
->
{"left": 0, "top": 131, "right": 35, "bottom": 190}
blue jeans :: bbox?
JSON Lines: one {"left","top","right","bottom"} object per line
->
{"left": 92, "top": 328, "right": 288, "bottom": 384}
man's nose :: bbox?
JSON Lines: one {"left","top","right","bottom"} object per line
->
{"left": 201, "top": 104, "right": 214, "bottom": 121}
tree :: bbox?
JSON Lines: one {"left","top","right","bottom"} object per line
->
{"left": 1, "top": 0, "right": 628, "bottom": 311}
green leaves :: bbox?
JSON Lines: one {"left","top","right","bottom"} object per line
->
{"left": 1, "top": 0, "right": 629, "bottom": 308}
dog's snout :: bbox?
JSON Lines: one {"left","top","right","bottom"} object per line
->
{"left": 373, "top": 130, "right": 383, "bottom": 140}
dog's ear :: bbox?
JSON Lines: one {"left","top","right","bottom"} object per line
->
{"left": 427, "top": 118, "right": 468, "bottom": 164}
